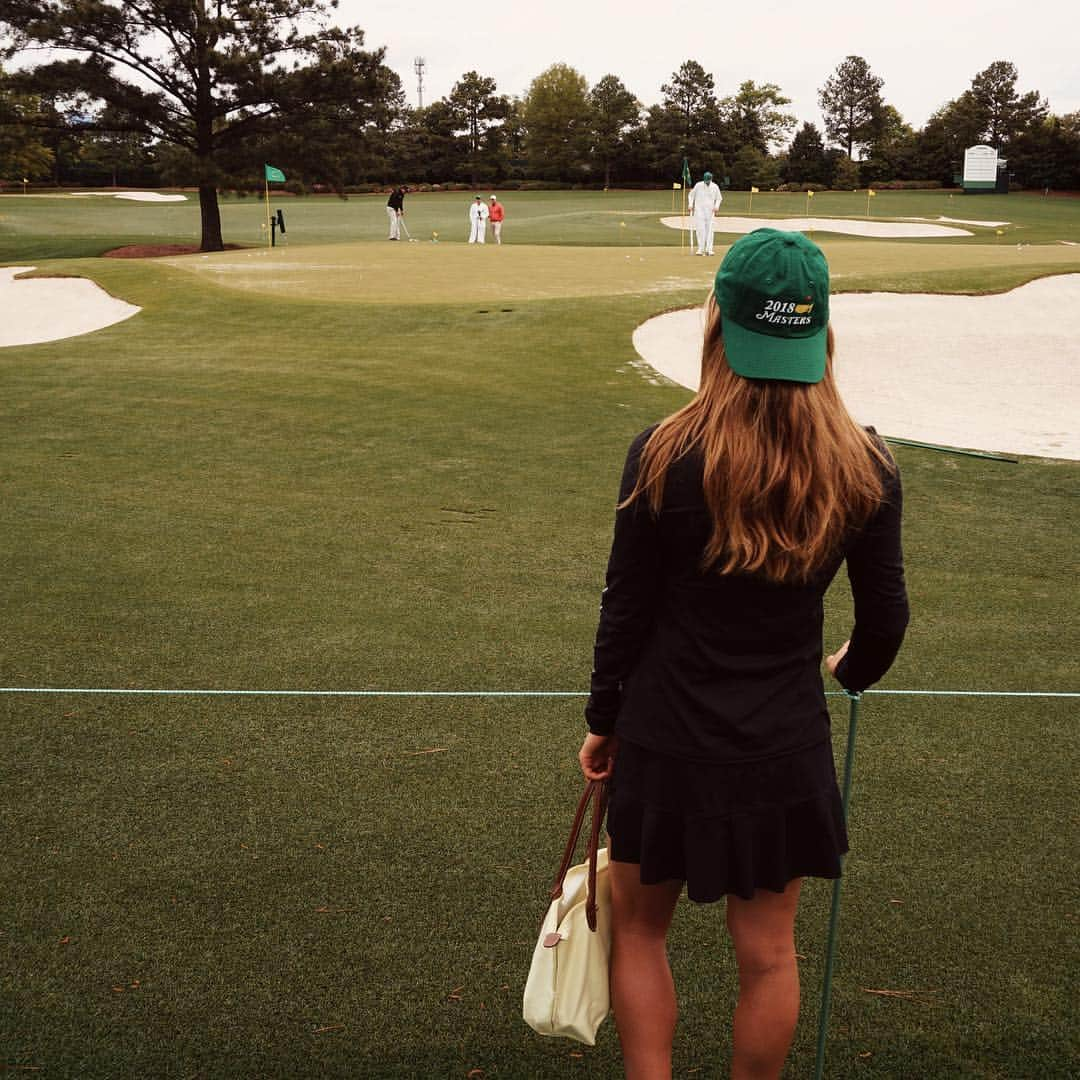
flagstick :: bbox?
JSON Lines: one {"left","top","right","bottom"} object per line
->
{"left": 866, "top": 190, "right": 871, "bottom": 218}
{"left": 264, "top": 175, "right": 272, "bottom": 248}
{"left": 680, "top": 186, "right": 684, "bottom": 255}
{"left": 748, "top": 189, "right": 754, "bottom": 215}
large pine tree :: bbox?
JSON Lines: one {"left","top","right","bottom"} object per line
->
{"left": 0, "top": 0, "right": 394, "bottom": 250}
{"left": 818, "top": 55, "right": 884, "bottom": 159}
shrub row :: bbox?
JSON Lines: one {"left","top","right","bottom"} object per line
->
{"left": 334, "top": 180, "right": 676, "bottom": 194}
{"left": 20, "top": 178, "right": 950, "bottom": 198}
{"left": 771, "top": 180, "right": 944, "bottom": 192}
{"left": 871, "top": 179, "right": 944, "bottom": 190}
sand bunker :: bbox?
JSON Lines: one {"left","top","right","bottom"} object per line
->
{"left": 72, "top": 191, "right": 187, "bottom": 202}
{"left": 661, "top": 215, "right": 973, "bottom": 239}
{"left": 632, "top": 274, "right": 1080, "bottom": 460}
{"left": 935, "top": 216, "right": 1009, "bottom": 228}
{"left": 0, "top": 267, "right": 141, "bottom": 347}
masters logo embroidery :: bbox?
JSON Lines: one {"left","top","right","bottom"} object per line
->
{"left": 756, "top": 298, "right": 815, "bottom": 326}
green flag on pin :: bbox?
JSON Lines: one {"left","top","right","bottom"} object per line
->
{"left": 264, "top": 164, "right": 286, "bottom": 183}
{"left": 681, "top": 157, "right": 691, "bottom": 187}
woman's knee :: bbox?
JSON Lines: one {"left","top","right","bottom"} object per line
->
{"left": 726, "top": 880, "right": 802, "bottom": 974}
{"left": 733, "top": 938, "right": 796, "bottom": 982}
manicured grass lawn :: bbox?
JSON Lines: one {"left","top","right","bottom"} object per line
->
{"left": 1, "top": 198, "right": 1077, "bottom": 1077}
{"left": 2, "top": 188, "right": 1080, "bottom": 261}
{"left": 143, "top": 239, "right": 1080, "bottom": 306}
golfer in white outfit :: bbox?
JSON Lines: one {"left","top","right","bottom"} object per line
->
{"left": 468, "top": 197, "right": 489, "bottom": 244}
{"left": 688, "top": 171, "right": 723, "bottom": 255}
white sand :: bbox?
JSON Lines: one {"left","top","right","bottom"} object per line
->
{"left": 901, "top": 215, "right": 1011, "bottom": 228}
{"left": 661, "top": 215, "right": 973, "bottom": 239}
{"left": 0, "top": 267, "right": 141, "bottom": 347}
{"left": 2, "top": 191, "right": 187, "bottom": 201}
{"left": 936, "top": 216, "right": 1009, "bottom": 228}
{"left": 72, "top": 191, "right": 188, "bottom": 202}
{"left": 632, "top": 274, "right": 1080, "bottom": 460}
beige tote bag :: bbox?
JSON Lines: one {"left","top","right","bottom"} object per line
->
{"left": 523, "top": 780, "right": 612, "bottom": 1046}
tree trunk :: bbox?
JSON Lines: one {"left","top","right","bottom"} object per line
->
{"left": 604, "top": 160, "right": 611, "bottom": 188}
{"left": 193, "top": 1, "right": 222, "bottom": 252}
{"left": 199, "top": 184, "right": 224, "bottom": 251}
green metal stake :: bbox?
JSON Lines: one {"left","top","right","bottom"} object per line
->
{"left": 814, "top": 690, "right": 861, "bottom": 1080}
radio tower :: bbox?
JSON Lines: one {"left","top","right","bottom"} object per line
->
{"left": 414, "top": 57, "right": 426, "bottom": 109}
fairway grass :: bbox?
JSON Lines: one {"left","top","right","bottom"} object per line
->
{"left": 3, "top": 187, "right": 1080, "bottom": 262}
{"left": 2, "top": 195, "right": 1078, "bottom": 1077}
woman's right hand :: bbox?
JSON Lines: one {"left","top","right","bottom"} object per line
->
{"left": 825, "top": 639, "right": 850, "bottom": 679}
{"left": 579, "top": 732, "right": 618, "bottom": 782}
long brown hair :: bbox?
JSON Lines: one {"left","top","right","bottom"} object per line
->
{"left": 625, "top": 293, "right": 892, "bottom": 583}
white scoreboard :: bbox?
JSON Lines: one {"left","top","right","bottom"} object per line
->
{"left": 963, "top": 145, "right": 999, "bottom": 191}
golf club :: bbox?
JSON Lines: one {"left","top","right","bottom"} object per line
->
{"left": 399, "top": 217, "right": 417, "bottom": 242}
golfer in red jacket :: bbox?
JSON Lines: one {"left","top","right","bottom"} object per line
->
{"left": 489, "top": 195, "right": 505, "bottom": 245}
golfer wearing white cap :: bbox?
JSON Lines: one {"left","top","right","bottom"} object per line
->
{"left": 688, "top": 171, "right": 722, "bottom": 256}
{"left": 489, "top": 195, "right": 505, "bottom": 244}
{"left": 468, "top": 196, "right": 489, "bottom": 244}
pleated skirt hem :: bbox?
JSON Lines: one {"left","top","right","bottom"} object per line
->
{"left": 607, "top": 736, "right": 848, "bottom": 904}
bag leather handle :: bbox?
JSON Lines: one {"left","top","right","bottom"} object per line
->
{"left": 585, "top": 781, "right": 608, "bottom": 931}
{"left": 549, "top": 779, "right": 608, "bottom": 933}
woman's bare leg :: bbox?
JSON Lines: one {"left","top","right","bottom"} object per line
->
{"left": 726, "top": 878, "right": 803, "bottom": 1080}
{"left": 609, "top": 860, "right": 684, "bottom": 1080}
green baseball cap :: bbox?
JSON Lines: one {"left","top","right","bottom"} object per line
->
{"left": 713, "top": 228, "right": 830, "bottom": 383}
{"left": 703, "top": 171, "right": 712, "bottom": 180}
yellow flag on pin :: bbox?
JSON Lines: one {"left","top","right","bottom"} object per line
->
{"left": 868, "top": 189, "right": 876, "bottom": 197}
{"left": 750, "top": 186, "right": 760, "bottom": 194}
{"left": 673, "top": 182, "right": 681, "bottom": 190}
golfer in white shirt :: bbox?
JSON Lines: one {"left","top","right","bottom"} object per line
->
{"left": 688, "top": 171, "right": 723, "bottom": 255}
{"left": 468, "top": 196, "right": 489, "bottom": 244}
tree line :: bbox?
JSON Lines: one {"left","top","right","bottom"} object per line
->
{"left": 2, "top": 1, "right": 1078, "bottom": 251}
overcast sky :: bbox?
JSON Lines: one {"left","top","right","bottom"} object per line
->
{"left": 334, "top": 0, "right": 1078, "bottom": 136}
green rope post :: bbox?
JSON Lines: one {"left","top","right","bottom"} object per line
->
{"left": 814, "top": 690, "right": 861, "bottom": 1080}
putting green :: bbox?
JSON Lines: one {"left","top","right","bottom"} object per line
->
{"left": 156, "top": 242, "right": 709, "bottom": 304}
{"left": 155, "top": 239, "right": 1080, "bottom": 305}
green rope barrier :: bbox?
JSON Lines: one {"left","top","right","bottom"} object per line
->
{"left": 884, "top": 435, "right": 1019, "bottom": 463}
{"left": 0, "top": 687, "right": 1076, "bottom": 698}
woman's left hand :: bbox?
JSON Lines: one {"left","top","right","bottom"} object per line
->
{"left": 579, "top": 732, "right": 618, "bottom": 781}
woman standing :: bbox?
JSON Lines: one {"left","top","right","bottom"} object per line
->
{"left": 580, "top": 229, "right": 909, "bottom": 1079}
